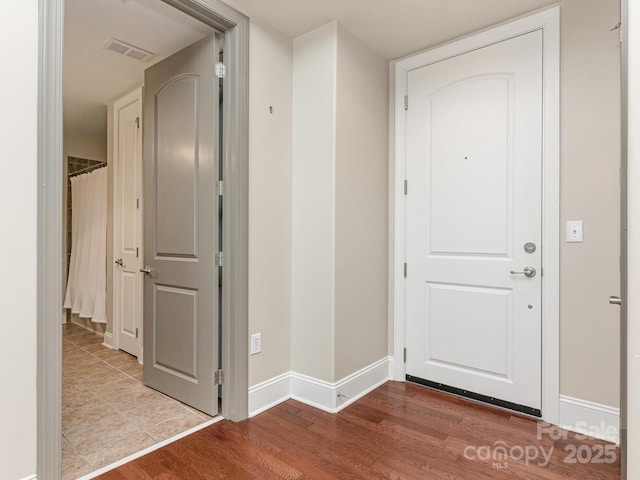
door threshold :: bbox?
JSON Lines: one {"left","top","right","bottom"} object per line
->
{"left": 77, "top": 416, "right": 224, "bottom": 480}
{"left": 406, "top": 375, "right": 541, "bottom": 418}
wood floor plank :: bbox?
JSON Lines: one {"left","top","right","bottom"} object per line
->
{"left": 235, "top": 422, "right": 340, "bottom": 480}
{"left": 203, "top": 422, "right": 304, "bottom": 479}
{"left": 253, "top": 410, "right": 387, "bottom": 479}
{"left": 97, "top": 382, "right": 620, "bottom": 480}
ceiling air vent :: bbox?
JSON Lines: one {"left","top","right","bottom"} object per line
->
{"left": 103, "top": 37, "right": 154, "bottom": 62}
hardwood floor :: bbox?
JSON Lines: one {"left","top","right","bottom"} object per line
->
{"left": 98, "top": 382, "right": 620, "bottom": 479}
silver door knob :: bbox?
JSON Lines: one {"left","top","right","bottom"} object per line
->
{"left": 115, "top": 258, "right": 123, "bottom": 267}
{"left": 140, "top": 265, "right": 153, "bottom": 275}
{"left": 609, "top": 296, "right": 622, "bottom": 306}
{"left": 510, "top": 267, "right": 536, "bottom": 278}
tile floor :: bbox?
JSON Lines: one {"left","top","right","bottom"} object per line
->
{"left": 62, "top": 323, "right": 213, "bottom": 479}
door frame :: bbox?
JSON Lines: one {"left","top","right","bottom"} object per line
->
{"left": 391, "top": 6, "right": 560, "bottom": 424}
{"left": 37, "top": 0, "right": 249, "bottom": 477}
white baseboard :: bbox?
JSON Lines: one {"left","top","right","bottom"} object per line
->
{"left": 102, "top": 331, "right": 114, "bottom": 349}
{"left": 248, "top": 357, "right": 393, "bottom": 417}
{"left": 248, "top": 372, "right": 291, "bottom": 418}
{"left": 289, "top": 372, "right": 338, "bottom": 412}
{"left": 70, "top": 317, "right": 106, "bottom": 335}
{"left": 331, "top": 356, "right": 393, "bottom": 412}
{"left": 20, "top": 475, "right": 37, "bottom": 480}
{"left": 559, "top": 395, "right": 620, "bottom": 443}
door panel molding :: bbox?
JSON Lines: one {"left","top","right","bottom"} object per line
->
{"left": 37, "top": 0, "right": 249, "bottom": 477}
{"left": 392, "top": 6, "right": 559, "bottom": 424}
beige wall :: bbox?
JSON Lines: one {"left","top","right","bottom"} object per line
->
{"left": 63, "top": 128, "right": 108, "bottom": 163}
{"left": 334, "top": 25, "right": 389, "bottom": 380}
{"left": 291, "top": 22, "right": 338, "bottom": 382}
{"left": 0, "top": 1, "right": 37, "bottom": 478}
{"left": 290, "top": 21, "right": 390, "bottom": 383}
{"left": 248, "top": 20, "right": 294, "bottom": 386}
{"left": 559, "top": 0, "right": 621, "bottom": 407}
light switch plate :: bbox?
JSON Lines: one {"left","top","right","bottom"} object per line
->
{"left": 566, "top": 220, "right": 583, "bottom": 243}
{"left": 250, "top": 333, "right": 261, "bottom": 355}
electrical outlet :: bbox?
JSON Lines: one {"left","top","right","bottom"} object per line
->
{"left": 250, "top": 333, "right": 261, "bottom": 355}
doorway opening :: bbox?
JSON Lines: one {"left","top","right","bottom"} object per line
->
{"left": 60, "top": 0, "right": 226, "bottom": 477}
{"left": 39, "top": 0, "right": 249, "bottom": 476}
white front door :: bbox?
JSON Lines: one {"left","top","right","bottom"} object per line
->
{"left": 405, "top": 30, "right": 543, "bottom": 413}
{"left": 113, "top": 87, "right": 143, "bottom": 358}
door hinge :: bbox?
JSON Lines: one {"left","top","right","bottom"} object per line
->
{"left": 404, "top": 95, "right": 408, "bottom": 111}
{"left": 215, "top": 62, "right": 226, "bottom": 79}
{"left": 136, "top": 247, "right": 139, "bottom": 258}
{"left": 403, "top": 262, "right": 407, "bottom": 278}
{"left": 404, "top": 180, "right": 408, "bottom": 195}
{"left": 403, "top": 347, "right": 407, "bottom": 363}
{"left": 137, "top": 198, "right": 140, "bottom": 209}
{"left": 135, "top": 117, "right": 140, "bottom": 129}
{"left": 217, "top": 180, "right": 224, "bottom": 196}
{"left": 214, "top": 369, "right": 224, "bottom": 385}
{"left": 135, "top": 328, "right": 139, "bottom": 339}
{"left": 215, "top": 251, "right": 224, "bottom": 267}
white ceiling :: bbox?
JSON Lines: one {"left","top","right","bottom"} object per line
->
{"left": 64, "top": 0, "right": 213, "bottom": 137}
{"left": 64, "top": 0, "right": 557, "bottom": 138}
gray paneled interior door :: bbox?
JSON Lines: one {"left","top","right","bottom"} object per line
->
{"left": 142, "top": 32, "right": 219, "bottom": 416}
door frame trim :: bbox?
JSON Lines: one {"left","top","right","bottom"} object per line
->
{"left": 391, "top": 6, "right": 560, "bottom": 424}
{"left": 37, "top": 0, "right": 249, "bottom": 477}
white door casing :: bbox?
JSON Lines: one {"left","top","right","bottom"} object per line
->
{"left": 113, "top": 87, "right": 143, "bottom": 359}
{"left": 405, "top": 31, "right": 542, "bottom": 412}
{"left": 393, "top": 7, "right": 560, "bottom": 423}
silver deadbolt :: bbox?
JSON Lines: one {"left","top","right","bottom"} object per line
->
{"left": 524, "top": 242, "right": 536, "bottom": 254}
{"left": 140, "top": 265, "right": 153, "bottom": 275}
{"left": 510, "top": 267, "right": 536, "bottom": 278}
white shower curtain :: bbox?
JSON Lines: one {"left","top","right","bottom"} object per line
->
{"left": 64, "top": 167, "right": 107, "bottom": 323}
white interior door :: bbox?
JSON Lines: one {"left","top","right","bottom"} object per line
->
{"left": 405, "top": 30, "right": 543, "bottom": 414}
{"left": 113, "top": 87, "right": 143, "bottom": 359}
{"left": 142, "top": 33, "right": 219, "bottom": 415}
